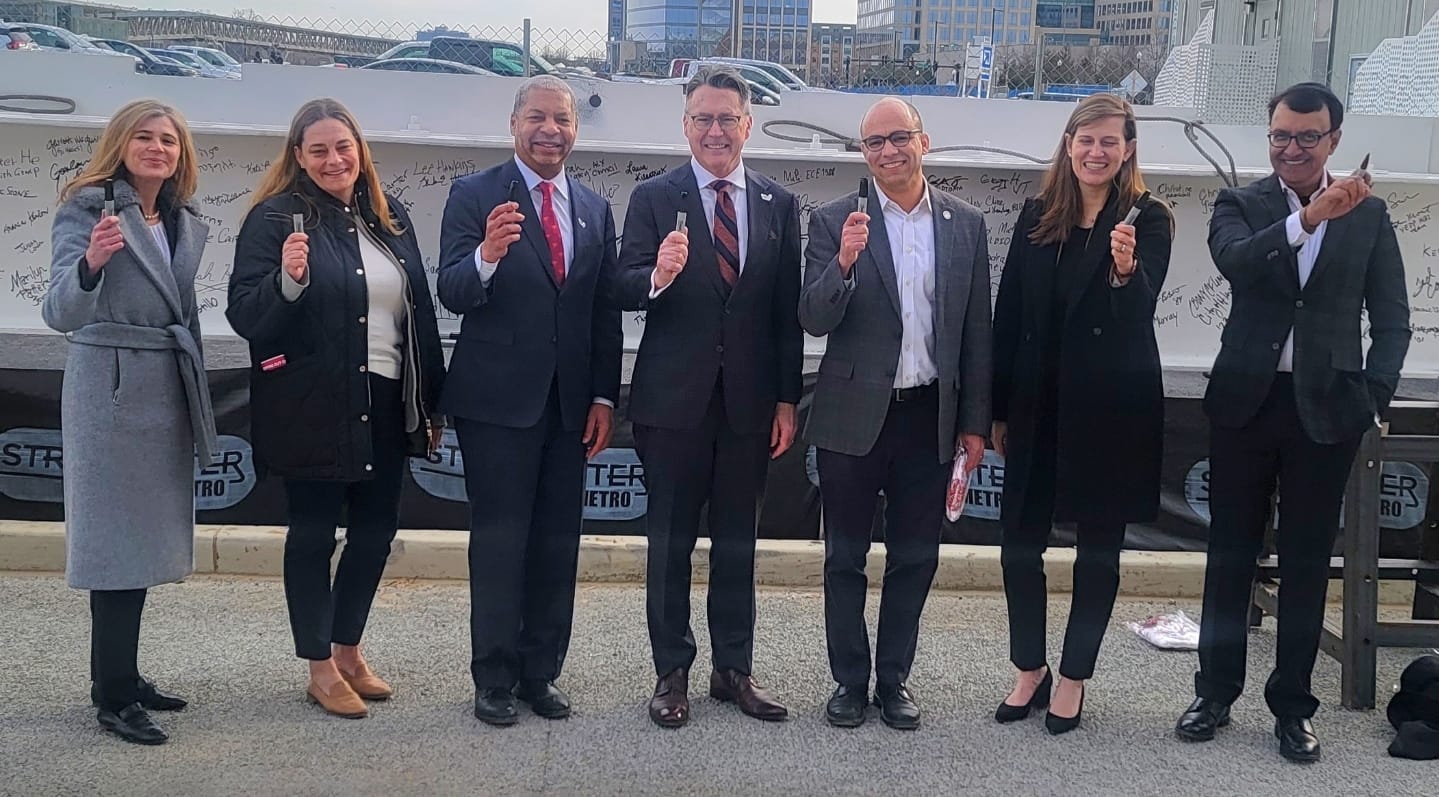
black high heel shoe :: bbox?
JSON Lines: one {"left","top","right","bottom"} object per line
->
{"left": 995, "top": 666, "right": 1052, "bottom": 723}
{"left": 1045, "top": 681, "right": 1085, "bottom": 735}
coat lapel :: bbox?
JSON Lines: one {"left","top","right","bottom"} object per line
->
{"left": 930, "top": 192, "right": 955, "bottom": 345}
{"left": 1259, "top": 175, "right": 1302, "bottom": 292}
{"left": 730, "top": 170, "right": 775, "bottom": 305}
{"left": 669, "top": 166, "right": 728, "bottom": 302}
{"left": 1063, "top": 193, "right": 1121, "bottom": 322}
{"left": 504, "top": 160, "right": 559, "bottom": 291}
{"left": 562, "top": 176, "right": 596, "bottom": 289}
{"left": 1305, "top": 176, "right": 1352, "bottom": 292}
{"left": 117, "top": 199, "right": 185, "bottom": 325}
{"left": 865, "top": 205, "right": 902, "bottom": 320}
{"left": 172, "top": 210, "right": 207, "bottom": 323}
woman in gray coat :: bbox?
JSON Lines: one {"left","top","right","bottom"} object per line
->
{"left": 42, "top": 98, "right": 217, "bottom": 746}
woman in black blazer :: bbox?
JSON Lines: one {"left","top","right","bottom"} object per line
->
{"left": 227, "top": 98, "right": 446, "bottom": 719}
{"left": 990, "top": 94, "right": 1173, "bottom": 734}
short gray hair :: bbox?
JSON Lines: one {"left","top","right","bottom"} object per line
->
{"left": 512, "top": 75, "right": 577, "bottom": 118}
{"left": 683, "top": 64, "right": 751, "bottom": 116}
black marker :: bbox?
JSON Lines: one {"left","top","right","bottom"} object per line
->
{"left": 507, "top": 179, "right": 521, "bottom": 206}
{"left": 103, "top": 179, "right": 115, "bottom": 217}
{"left": 291, "top": 213, "right": 304, "bottom": 234}
{"left": 857, "top": 177, "right": 869, "bottom": 215}
{"left": 675, "top": 190, "right": 688, "bottom": 233}
{"left": 1122, "top": 190, "right": 1152, "bottom": 226}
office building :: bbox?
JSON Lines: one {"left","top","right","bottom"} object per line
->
{"left": 623, "top": 1, "right": 812, "bottom": 76}
{"left": 809, "top": 21, "right": 855, "bottom": 86}
{"left": 1096, "top": 0, "right": 1175, "bottom": 46}
{"left": 1171, "top": 0, "right": 1439, "bottom": 108}
{"left": 856, "top": 1, "right": 1107, "bottom": 64}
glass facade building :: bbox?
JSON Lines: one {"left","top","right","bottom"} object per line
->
{"left": 624, "top": 0, "right": 811, "bottom": 75}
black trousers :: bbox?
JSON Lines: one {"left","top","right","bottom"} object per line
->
{"left": 635, "top": 384, "right": 770, "bottom": 677}
{"left": 1196, "top": 374, "right": 1361, "bottom": 718}
{"left": 1000, "top": 404, "right": 1127, "bottom": 680}
{"left": 818, "top": 384, "right": 948, "bottom": 689}
{"left": 90, "top": 588, "right": 147, "bottom": 711}
{"left": 282, "top": 374, "right": 407, "bottom": 661}
{"left": 458, "top": 384, "right": 586, "bottom": 690}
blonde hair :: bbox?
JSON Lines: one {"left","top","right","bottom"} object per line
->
{"left": 250, "top": 97, "right": 400, "bottom": 235}
{"left": 1031, "top": 94, "right": 1146, "bottom": 246}
{"left": 59, "top": 99, "right": 198, "bottom": 203}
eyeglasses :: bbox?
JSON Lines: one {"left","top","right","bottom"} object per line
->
{"left": 860, "top": 129, "right": 922, "bottom": 152}
{"left": 1267, "top": 129, "right": 1335, "bottom": 149}
{"left": 687, "top": 114, "right": 745, "bottom": 131}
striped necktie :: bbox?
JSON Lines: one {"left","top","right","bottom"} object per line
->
{"left": 709, "top": 179, "right": 740, "bottom": 289}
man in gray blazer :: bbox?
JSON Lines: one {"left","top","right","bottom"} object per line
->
{"left": 799, "top": 97, "right": 991, "bottom": 729}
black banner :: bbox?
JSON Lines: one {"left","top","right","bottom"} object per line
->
{"left": 1, "top": 367, "right": 1432, "bottom": 555}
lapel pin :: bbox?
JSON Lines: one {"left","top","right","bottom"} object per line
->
{"left": 942, "top": 209, "right": 952, "bottom": 220}
{"left": 761, "top": 192, "right": 773, "bottom": 202}
{"left": 578, "top": 218, "right": 587, "bottom": 229}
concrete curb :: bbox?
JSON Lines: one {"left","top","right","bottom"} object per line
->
{"left": 0, "top": 521, "right": 1417, "bottom": 605}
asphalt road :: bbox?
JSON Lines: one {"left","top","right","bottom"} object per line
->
{"left": 0, "top": 573, "right": 1431, "bottom": 796}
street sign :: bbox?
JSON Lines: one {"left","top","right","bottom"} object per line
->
{"left": 1120, "top": 69, "right": 1147, "bottom": 97}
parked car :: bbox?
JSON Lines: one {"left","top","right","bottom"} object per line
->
{"left": 85, "top": 38, "right": 198, "bottom": 77}
{"left": 20, "top": 22, "right": 138, "bottom": 68}
{"left": 157, "top": 48, "right": 237, "bottom": 79}
{"left": 1, "top": 22, "right": 38, "bottom": 51}
{"left": 374, "top": 36, "right": 556, "bottom": 78}
{"left": 168, "top": 45, "right": 241, "bottom": 75}
{"left": 358, "top": 57, "right": 497, "bottom": 76}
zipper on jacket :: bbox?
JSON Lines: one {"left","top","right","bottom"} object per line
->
{"left": 354, "top": 212, "right": 427, "bottom": 435}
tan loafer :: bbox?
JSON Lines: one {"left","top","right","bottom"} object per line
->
{"left": 306, "top": 678, "right": 368, "bottom": 719}
{"left": 339, "top": 661, "right": 394, "bottom": 701}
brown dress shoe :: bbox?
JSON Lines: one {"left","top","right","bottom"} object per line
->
{"left": 649, "top": 668, "right": 690, "bottom": 728}
{"left": 307, "top": 678, "right": 368, "bottom": 719}
{"left": 339, "top": 661, "right": 393, "bottom": 701}
{"left": 710, "top": 669, "right": 789, "bottom": 721}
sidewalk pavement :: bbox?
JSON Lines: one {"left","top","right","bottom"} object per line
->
{"left": 0, "top": 573, "right": 1431, "bottom": 796}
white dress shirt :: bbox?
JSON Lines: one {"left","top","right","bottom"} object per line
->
{"left": 476, "top": 155, "right": 573, "bottom": 284}
{"left": 1277, "top": 173, "right": 1329, "bottom": 373}
{"left": 873, "top": 183, "right": 939, "bottom": 389}
{"left": 650, "top": 158, "right": 748, "bottom": 298}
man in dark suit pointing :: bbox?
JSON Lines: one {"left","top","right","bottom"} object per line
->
{"left": 800, "top": 97, "right": 991, "bottom": 729}
{"left": 1176, "top": 82, "right": 1410, "bottom": 762}
{"left": 437, "top": 75, "right": 623, "bottom": 726}
{"left": 615, "top": 64, "right": 804, "bottom": 728}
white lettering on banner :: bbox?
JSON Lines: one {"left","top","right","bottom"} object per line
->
{"left": 1183, "top": 458, "right": 1430, "bottom": 529}
{"left": 5, "top": 121, "right": 1439, "bottom": 374}
{"left": 0, "top": 428, "right": 256, "bottom": 509}
{"left": 409, "top": 432, "right": 649, "bottom": 521}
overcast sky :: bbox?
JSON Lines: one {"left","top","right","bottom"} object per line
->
{"left": 148, "top": 1, "right": 859, "bottom": 33}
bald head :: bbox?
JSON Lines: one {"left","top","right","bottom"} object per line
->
{"left": 860, "top": 97, "right": 923, "bottom": 138}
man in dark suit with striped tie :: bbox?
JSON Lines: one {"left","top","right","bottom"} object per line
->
{"left": 615, "top": 64, "right": 804, "bottom": 728}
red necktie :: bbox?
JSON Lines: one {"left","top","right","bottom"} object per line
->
{"left": 538, "top": 180, "right": 566, "bottom": 285}
{"left": 710, "top": 179, "right": 740, "bottom": 289}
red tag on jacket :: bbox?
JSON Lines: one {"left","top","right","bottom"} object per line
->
{"left": 260, "top": 355, "right": 287, "bottom": 372}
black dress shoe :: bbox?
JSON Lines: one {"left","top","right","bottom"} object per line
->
{"left": 97, "top": 703, "right": 167, "bottom": 745}
{"left": 473, "top": 687, "right": 520, "bottom": 726}
{"left": 1175, "top": 697, "right": 1231, "bottom": 742}
{"left": 873, "top": 682, "right": 920, "bottom": 730}
{"left": 1044, "top": 682, "right": 1084, "bottom": 735}
{"left": 1275, "top": 717, "right": 1321, "bottom": 763}
{"left": 516, "top": 680, "right": 571, "bottom": 719}
{"left": 995, "top": 667, "right": 1052, "bottom": 724}
{"left": 826, "top": 684, "right": 868, "bottom": 728}
{"left": 92, "top": 678, "right": 188, "bottom": 712}
{"left": 649, "top": 668, "right": 690, "bottom": 728}
{"left": 709, "top": 669, "right": 789, "bottom": 721}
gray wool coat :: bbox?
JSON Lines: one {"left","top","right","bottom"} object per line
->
{"left": 42, "top": 179, "right": 216, "bottom": 591}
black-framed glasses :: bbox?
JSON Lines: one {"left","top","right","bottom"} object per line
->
{"left": 860, "top": 129, "right": 922, "bottom": 152}
{"left": 687, "top": 114, "right": 745, "bottom": 131}
{"left": 1267, "top": 129, "right": 1335, "bottom": 149}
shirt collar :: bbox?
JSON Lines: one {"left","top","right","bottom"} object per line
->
{"left": 691, "top": 158, "right": 746, "bottom": 192}
{"left": 514, "top": 155, "right": 568, "bottom": 201}
{"left": 1278, "top": 171, "right": 1328, "bottom": 203}
{"left": 872, "top": 182, "right": 932, "bottom": 216}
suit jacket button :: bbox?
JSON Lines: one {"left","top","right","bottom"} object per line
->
{"left": 551, "top": 336, "right": 558, "bottom": 343}
{"left": 1092, "top": 327, "right": 1102, "bottom": 336}
{"left": 1295, "top": 299, "right": 1304, "bottom": 308}
{"left": 1271, "top": 342, "right": 1281, "bottom": 350}
{"left": 716, "top": 345, "right": 724, "bottom": 353}
{"left": 1024, "top": 333, "right": 1032, "bottom": 342}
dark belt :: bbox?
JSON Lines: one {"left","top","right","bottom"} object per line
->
{"left": 891, "top": 381, "right": 937, "bottom": 403}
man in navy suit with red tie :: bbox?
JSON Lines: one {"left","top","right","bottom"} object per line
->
{"left": 437, "top": 76, "right": 623, "bottom": 726}
{"left": 615, "top": 65, "right": 804, "bottom": 728}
